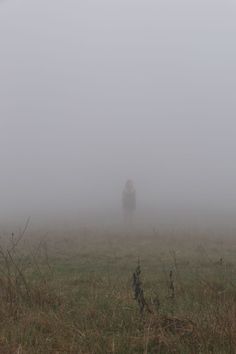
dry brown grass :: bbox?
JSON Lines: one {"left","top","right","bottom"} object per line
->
{"left": 1, "top": 227, "right": 236, "bottom": 353}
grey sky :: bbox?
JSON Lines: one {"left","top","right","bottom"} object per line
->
{"left": 0, "top": 0, "right": 236, "bottom": 222}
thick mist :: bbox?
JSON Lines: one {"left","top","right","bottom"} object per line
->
{"left": 0, "top": 0, "right": 236, "bottom": 227}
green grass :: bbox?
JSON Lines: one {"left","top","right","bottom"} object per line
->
{"left": 1, "top": 229, "right": 236, "bottom": 353}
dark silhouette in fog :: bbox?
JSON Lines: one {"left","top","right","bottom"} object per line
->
{"left": 122, "top": 180, "right": 136, "bottom": 228}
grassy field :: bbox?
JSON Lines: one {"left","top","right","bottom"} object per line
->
{"left": 1, "top": 227, "right": 236, "bottom": 353}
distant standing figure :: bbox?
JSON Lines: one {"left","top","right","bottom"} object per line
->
{"left": 122, "top": 180, "right": 136, "bottom": 227}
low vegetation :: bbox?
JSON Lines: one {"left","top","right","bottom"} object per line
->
{"left": 1, "top": 225, "right": 236, "bottom": 353}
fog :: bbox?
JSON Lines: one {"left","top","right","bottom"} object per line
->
{"left": 0, "top": 0, "right": 236, "bottom": 228}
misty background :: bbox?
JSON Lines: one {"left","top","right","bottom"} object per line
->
{"left": 0, "top": 0, "right": 236, "bottom": 228}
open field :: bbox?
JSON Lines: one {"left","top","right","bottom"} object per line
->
{"left": 1, "top": 227, "right": 236, "bottom": 353}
